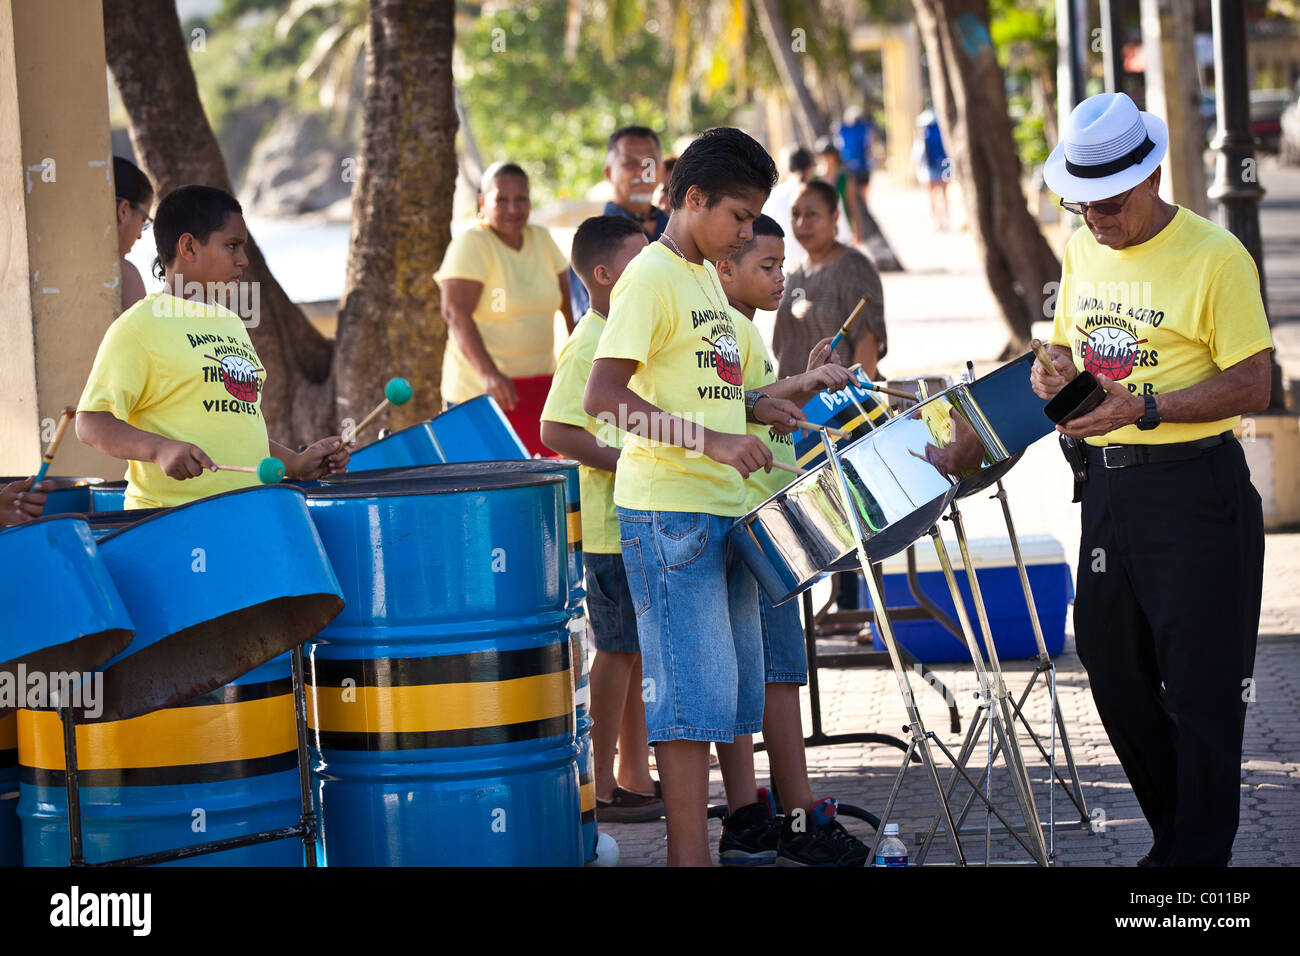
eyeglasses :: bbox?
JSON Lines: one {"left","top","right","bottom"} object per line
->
{"left": 1059, "top": 187, "right": 1136, "bottom": 217}
{"left": 117, "top": 196, "right": 152, "bottom": 231}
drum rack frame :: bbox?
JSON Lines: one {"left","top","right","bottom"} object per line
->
{"left": 57, "top": 645, "right": 319, "bottom": 868}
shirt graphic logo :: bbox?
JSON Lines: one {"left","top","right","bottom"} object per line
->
{"left": 701, "top": 333, "right": 742, "bottom": 385}
{"left": 206, "top": 354, "right": 263, "bottom": 402}
{"left": 1079, "top": 325, "right": 1147, "bottom": 381}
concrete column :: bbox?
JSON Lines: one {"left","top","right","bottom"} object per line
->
{"left": 881, "top": 27, "right": 923, "bottom": 184}
{"left": 1140, "top": 0, "right": 1210, "bottom": 217}
{"left": 1, "top": 0, "right": 122, "bottom": 479}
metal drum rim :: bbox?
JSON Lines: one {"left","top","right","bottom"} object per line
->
{"left": 95, "top": 483, "right": 308, "bottom": 543}
{"left": 306, "top": 471, "right": 566, "bottom": 499}
{"left": 318, "top": 459, "right": 580, "bottom": 486}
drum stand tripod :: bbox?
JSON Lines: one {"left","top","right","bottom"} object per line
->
{"left": 916, "top": 480, "right": 1090, "bottom": 863}
{"left": 57, "top": 645, "right": 319, "bottom": 867}
{"left": 822, "top": 434, "right": 1049, "bottom": 866}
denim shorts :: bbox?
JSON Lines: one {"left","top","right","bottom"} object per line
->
{"left": 584, "top": 551, "right": 641, "bottom": 654}
{"left": 752, "top": 568, "right": 808, "bottom": 685}
{"left": 617, "top": 507, "right": 764, "bottom": 743}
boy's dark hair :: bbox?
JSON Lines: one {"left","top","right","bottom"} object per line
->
{"left": 667, "top": 127, "right": 778, "bottom": 211}
{"left": 607, "top": 125, "right": 661, "bottom": 154}
{"left": 480, "top": 161, "right": 529, "bottom": 195}
{"left": 152, "top": 185, "right": 242, "bottom": 280}
{"left": 113, "top": 156, "right": 153, "bottom": 207}
{"left": 730, "top": 213, "right": 784, "bottom": 264}
{"left": 785, "top": 145, "right": 814, "bottom": 175}
{"left": 800, "top": 180, "right": 841, "bottom": 216}
{"left": 571, "top": 215, "right": 644, "bottom": 288}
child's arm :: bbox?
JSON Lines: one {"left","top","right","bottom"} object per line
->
{"left": 76, "top": 410, "right": 215, "bottom": 479}
{"left": 585, "top": 358, "right": 783, "bottom": 478}
{"left": 270, "top": 438, "right": 350, "bottom": 481}
{"left": 539, "top": 421, "right": 620, "bottom": 473}
{"left": 756, "top": 338, "right": 853, "bottom": 407}
{"left": 1, "top": 477, "right": 52, "bottom": 526}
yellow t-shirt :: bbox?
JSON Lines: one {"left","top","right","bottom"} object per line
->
{"left": 734, "top": 308, "right": 798, "bottom": 512}
{"left": 78, "top": 292, "right": 270, "bottom": 509}
{"left": 435, "top": 221, "right": 569, "bottom": 404}
{"left": 593, "top": 241, "right": 749, "bottom": 517}
{"left": 1051, "top": 206, "right": 1273, "bottom": 446}
{"left": 540, "top": 309, "right": 625, "bottom": 554}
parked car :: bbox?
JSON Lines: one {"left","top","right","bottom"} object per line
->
{"left": 1250, "top": 89, "right": 1294, "bottom": 153}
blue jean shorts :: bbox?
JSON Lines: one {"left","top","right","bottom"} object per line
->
{"left": 584, "top": 551, "right": 641, "bottom": 654}
{"left": 749, "top": 567, "right": 808, "bottom": 684}
{"left": 617, "top": 508, "right": 764, "bottom": 743}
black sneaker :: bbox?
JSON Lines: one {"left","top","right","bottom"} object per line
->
{"left": 776, "top": 797, "right": 869, "bottom": 867}
{"left": 718, "top": 789, "right": 780, "bottom": 866}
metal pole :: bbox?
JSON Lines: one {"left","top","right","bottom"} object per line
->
{"left": 291, "top": 644, "right": 319, "bottom": 867}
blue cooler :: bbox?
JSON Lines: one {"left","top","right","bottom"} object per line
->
{"left": 862, "top": 535, "right": 1073, "bottom": 663}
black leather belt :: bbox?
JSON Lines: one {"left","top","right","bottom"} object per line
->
{"left": 1089, "top": 431, "right": 1234, "bottom": 470}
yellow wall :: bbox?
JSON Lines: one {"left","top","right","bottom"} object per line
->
{"left": 1, "top": 0, "right": 123, "bottom": 480}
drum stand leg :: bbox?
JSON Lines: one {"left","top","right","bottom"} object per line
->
{"left": 61, "top": 704, "right": 85, "bottom": 867}
{"left": 914, "top": 510, "right": 1049, "bottom": 866}
{"left": 291, "top": 644, "right": 319, "bottom": 867}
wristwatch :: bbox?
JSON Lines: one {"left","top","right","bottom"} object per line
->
{"left": 1135, "top": 393, "right": 1160, "bottom": 431}
{"left": 744, "top": 389, "right": 769, "bottom": 424}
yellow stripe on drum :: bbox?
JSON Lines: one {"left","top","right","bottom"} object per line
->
{"left": 308, "top": 670, "right": 574, "bottom": 735}
{"left": 566, "top": 506, "right": 582, "bottom": 553}
{"left": 0, "top": 712, "right": 15, "bottom": 752}
{"left": 580, "top": 779, "right": 595, "bottom": 814}
{"left": 17, "top": 694, "right": 295, "bottom": 771}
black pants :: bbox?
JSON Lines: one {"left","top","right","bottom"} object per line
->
{"left": 1074, "top": 439, "right": 1263, "bottom": 866}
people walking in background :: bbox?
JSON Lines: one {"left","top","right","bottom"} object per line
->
{"left": 568, "top": 126, "right": 669, "bottom": 318}
{"left": 913, "top": 109, "right": 950, "bottom": 231}
{"left": 816, "top": 137, "right": 863, "bottom": 244}
{"left": 436, "top": 161, "right": 573, "bottom": 457}
{"left": 835, "top": 106, "right": 874, "bottom": 207}
{"left": 113, "top": 156, "right": 154, "bottom": 312}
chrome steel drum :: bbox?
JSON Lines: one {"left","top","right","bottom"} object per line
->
{"left": 0, "top": 516, "right": 134, "bottom": 709}
{"left": 953, "top": 352, "right": 1052, "bottom": 498}
{"left": 0, "top": 477, "right": 104, "bottom": 516}
{"left": 730, "top": 382, "right": 1011, "bottom": 605}
{"left": 793, "top": 380, "right": 891, "bottom": 471}
{"left": 90, "top": 485, "right": 344, "bottom": 723}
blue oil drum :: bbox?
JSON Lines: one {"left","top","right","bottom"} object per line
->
{"left": 90, "top": 481, "right": 127, "bottom": 511}
{"left": 570, "top": 619, "right": 596, "bottom": 862}
{"left": 0, "top": 477, "right": 104, "bottom": 517}
{"left": 304, "top": 472, "right": 582, "bottom": 866}
{"left": 1, "top": 713, "right": 18, "bottom": 866}
{"left": 346, "top": 395, "right": 529, "bottom": 473}
{"left": 17, "top": 652, "right": 302, "bottom": 866}
{"left": 0, "top": 515, "right": 136, "bottom": 867}
{"left": 92, "top": 484, "right": 343, "bottom": 723}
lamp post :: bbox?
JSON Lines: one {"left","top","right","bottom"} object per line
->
{"left": 1207, "top": 0, "right": 1283, "bottom": 409}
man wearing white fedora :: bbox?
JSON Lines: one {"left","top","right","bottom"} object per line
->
{"left": 1030, "top": 92, "right": 1273, "bottom": 867}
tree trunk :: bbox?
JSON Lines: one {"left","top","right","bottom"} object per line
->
{"left": 103, "top": 0, "right": 334, "bottom": 443}
{"left": 334, "top": 0, "right": 458, "bottom": 426}
{"left": 104, "top": 0, "right": 458, "bottom": 443}
{"left": 912, "top": 0, "right": 1062, "bottom": 355}
{"left": 752, "top": 0, "right": 831, "bottom": 146}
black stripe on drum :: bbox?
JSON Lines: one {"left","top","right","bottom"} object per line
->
{"left": 19, "top": 750, "right": 298, "bottom": 788}
{"left": 579, "top": 771, "right": 592, "bottom": 786}
{"left": 313, "top": 713, "right": 574, "bottom": 751}
{"left": 170, "top": 677, "right": 294, "bottom": 709}
{"left": 309, "top": 643, "right": 571, "bottom": 688}
{"left": 0, "top": 749, "right": 16, "bottom": 770}
{"left": 581, "top": 810, "right": 596, "bottom": 825}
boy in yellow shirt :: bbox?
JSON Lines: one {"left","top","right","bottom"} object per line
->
{"left": 77, "top": 185, "right": 347, "bottom": 509}
{"left": 585, "top": 128, "right": 808, "bottom": 866}
{"left": 719, "top": 214, "right": 871, "bottom": 865}
{"left": 541, "top": 215, "right": 662, "bottom": 822}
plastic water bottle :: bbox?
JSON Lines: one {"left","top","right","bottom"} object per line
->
{"left": 875, "top": 822, "right": 908, "bottom": 867}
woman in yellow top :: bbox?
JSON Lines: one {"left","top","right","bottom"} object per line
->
{"left": 437, "top": 162, "right": 573, "bottom": 457}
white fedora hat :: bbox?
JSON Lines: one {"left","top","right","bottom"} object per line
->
{"left": 1044, "top": 93, "right": 1168, "bottom": 203}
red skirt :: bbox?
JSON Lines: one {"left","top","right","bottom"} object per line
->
{"left": 507, "top": 374, "right": 561, "bottom": 458}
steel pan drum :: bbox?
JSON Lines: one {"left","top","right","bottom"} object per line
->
{"left": 0, "top": 477, "right": 104, "bottom": 516}
{"left": 730, "top": 380, "right": 1018, "bottom": 605}
{"left": 953, "top": 352, "right": 1053, "bottom": 498}
{"left": 90, "top": 481, "right": 127, "bottom": 511}
{"left": 0, "top": 712, "right": 16, "bottom": 865}
{"left": 793, "top": 381, "right": 891, "bottom": 471}
{"left": 89, "top": 485, "right": 344, "bottom": 723}
{"left": 346, "top": 395, "right": 528, "bottom": 472}
{"left": 0, "top": 517, "right": 134, "bottom": 709}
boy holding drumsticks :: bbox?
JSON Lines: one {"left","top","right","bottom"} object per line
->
{"left": 77, "top": 185, "right": 347, "bottom": 509}
{"left": 584, "top": 128, "right": 807, "bottom": 866}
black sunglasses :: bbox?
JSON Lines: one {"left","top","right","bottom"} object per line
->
{"left": 1059, "top": 186, "right": 1137, "bottom": 217}
{"left": 116, "top": 196, "right": 152, "bottom": 231}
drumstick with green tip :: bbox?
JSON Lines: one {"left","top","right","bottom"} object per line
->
{"left": 344, "top": 377, "right": 413, "bottom": 445}
{"left": 34, "top": 408, "right": 74, "bottom": 482}
{"left": 211, "top": 457, "right": 285, "bottom": 484}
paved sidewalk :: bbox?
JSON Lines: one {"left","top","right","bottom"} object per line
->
{"left": 599, "top": 159, "right": 1300, "bottom": 867}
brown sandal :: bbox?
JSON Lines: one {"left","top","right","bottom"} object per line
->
{"left": 595, "top": 786, "right": 665, "bottom": 823}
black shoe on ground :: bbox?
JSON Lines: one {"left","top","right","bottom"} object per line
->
{"left": 776, "top": 798, "right": 869, "bottom": 867}
{"left": 718, "top": 793, "right": 780, "bottom": 866}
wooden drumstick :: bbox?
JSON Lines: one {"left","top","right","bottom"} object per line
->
{"left": 769, "top": 460, "right": 809, "bottom": 476}
{"left": 34, "top": 409, "right": 73, "bottom": 482}
{"left": 344, "top": 378, "right": 413, "bottom": 445}
{"left": 820, "top": 424, "right": 853, "bottom": 440}
{"left": 211, "top": 457, "right": 285, "bottom": 483}
{"left": 1030, "top": 338, "right": 1059, "bottom": 374}
{"left": 827, "top": 297, "right": 868, "bottom": 352}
